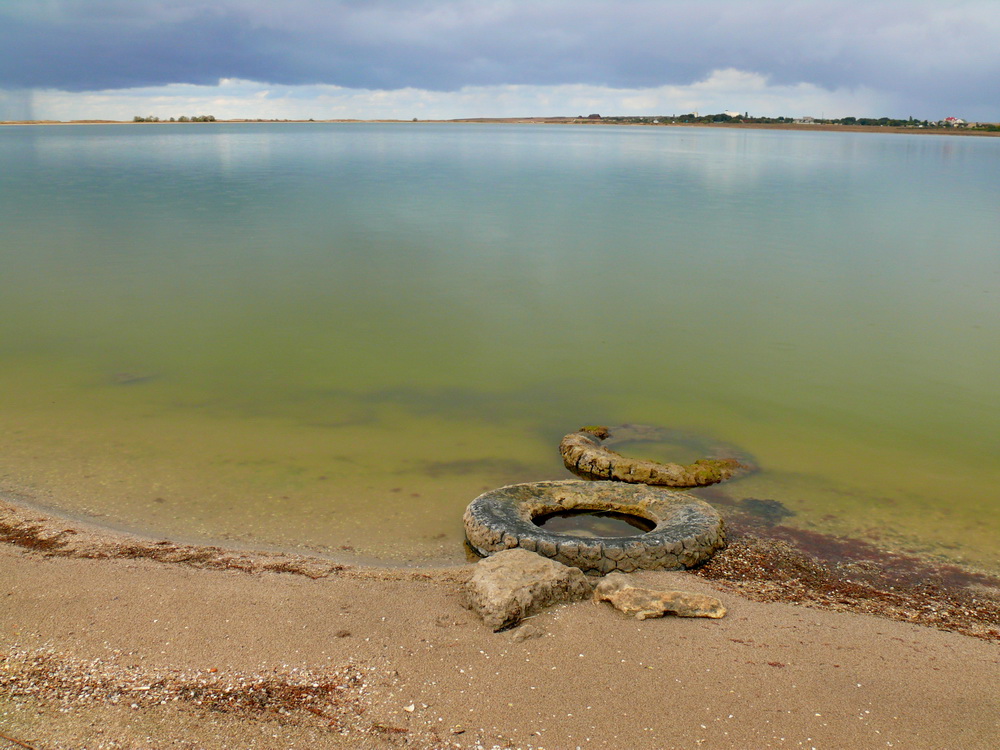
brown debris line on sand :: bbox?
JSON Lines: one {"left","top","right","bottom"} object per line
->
{"left": 559, "top": 425, "right": 750, "bottom": 487}
{"left": 0, "top": 730, "right": 41, "bottom": 750}
{"left": 1, "top": 648, "right": 365, "bottom": 717}
{"left": 0, "top": 648, "right": 375, "bottom": 735}
{"left": 695, "top": 532, "right": 1000, "bottom": 642}
{"left": 0, "top": 500, "right": 347, "bottom": 579}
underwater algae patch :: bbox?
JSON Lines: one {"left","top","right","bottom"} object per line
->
{"left": 0, "top": 371, "right": 565, "bottom": 564}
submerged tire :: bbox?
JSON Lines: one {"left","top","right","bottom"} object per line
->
{"left": 464, "top": 480, "right": 725, "bottom": 575}
{"left": 560, "top": 424, "right": 754, "bottom": 488}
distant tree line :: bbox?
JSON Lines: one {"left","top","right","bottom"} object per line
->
{"left": 123, "top": 112, "right": 997, "bottom": 130}
{"left": 598, "top": 113, "right": 996, "bottom": 130}
{"left": 132, "top": 115, "right": 217, "bottom": 123}
{"left": 599, "top": 113, "right": 924, "bottom": 126}
{"left": 598, "top": 114, "right": 801, "bottom": 125}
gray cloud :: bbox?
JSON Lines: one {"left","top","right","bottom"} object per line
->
{"left": 2, "top": 1, "right": 998, "bottom": 117}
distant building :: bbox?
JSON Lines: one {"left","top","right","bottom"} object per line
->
{"left": 587, "top": 113, "right": 602, "bottom": 119}
{"left": 795, "top": 116, "right": 817, "bottom": 124}
{"left": 722, "top": 110, "right": 741, "bottom": 118}
{"left": 943, "top": 117, "right": 966, "bottom": 126}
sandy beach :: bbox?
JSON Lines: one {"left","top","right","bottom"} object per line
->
{"left": 5, "top": 2, "right": 1000, "bottom": 746}
{"left": 1, "top": 496, "right": 998, "bottom": 750}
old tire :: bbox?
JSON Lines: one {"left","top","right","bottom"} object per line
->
{"left": 464, "top": 480, "right": 725, "bottom": 575}
{"left": 560, "top": 424, "right": 754, "bottom": 487}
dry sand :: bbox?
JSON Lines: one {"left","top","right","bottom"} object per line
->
{"left": 1, "top": 497, "right": 998, "bottom": 750}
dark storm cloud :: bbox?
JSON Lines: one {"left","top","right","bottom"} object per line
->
{"left": 1, "top": 5, "right": 285, "bottom": 90}
{"left": 2, "top": 1, "right": 998, "bottom": 115}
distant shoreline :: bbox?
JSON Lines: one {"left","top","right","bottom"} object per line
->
{"left": 2, "top": 117, "right": 998, "bottom": 136}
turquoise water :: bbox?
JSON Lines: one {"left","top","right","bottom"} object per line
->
{"left": 1, "top": 123, "right": 998, "bottom": 569}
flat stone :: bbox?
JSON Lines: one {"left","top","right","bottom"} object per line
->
{"left": 464, "top": 548, "right": 594, "bottom": 631}
{"left": 594, "top": 572, "right": 726, "bottom": 620}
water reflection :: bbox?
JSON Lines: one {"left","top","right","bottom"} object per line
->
{"left": 0, "top": 123, "right": 997, "bottom": 569}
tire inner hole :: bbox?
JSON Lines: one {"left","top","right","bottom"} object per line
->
{"left": 533, "top": 509, "right": 656, "bottom": 538}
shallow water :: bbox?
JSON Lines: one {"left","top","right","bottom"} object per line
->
{"left": 535, "top": 509, "right": 657, "bottom": 538}
{"left": 0, "top": 123, "right": 997, "bottom": 570}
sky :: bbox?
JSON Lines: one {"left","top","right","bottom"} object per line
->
{"left": 1, "top": 0, "right": 998, "bottom": 122}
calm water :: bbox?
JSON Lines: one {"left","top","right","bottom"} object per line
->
{"left": 1, "top": 123, "right": 998, "bottom": 570}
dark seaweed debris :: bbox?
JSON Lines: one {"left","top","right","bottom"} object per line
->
{"left": 0, "top": 519, "right": 73, "bottom": 552}
{"left": 1, "top": 649, "right": 367, "bottom": 726}
{"left": 695, "top": 530, "right": 1000, "bottom": 642}
{"left": 0, "top": 513, "right": 346, "bottom": 579}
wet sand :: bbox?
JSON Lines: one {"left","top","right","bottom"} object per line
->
{"left": 1, "top": 497, "right": 998, "bottom": 749}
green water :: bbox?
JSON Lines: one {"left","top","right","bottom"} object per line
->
{"left": 1, "top": 123, "right": 997, "bottom": 569}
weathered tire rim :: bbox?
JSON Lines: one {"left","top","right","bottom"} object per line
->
{"left": 463, "top": 480, "right": 726, "bottom": 575}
